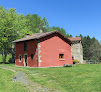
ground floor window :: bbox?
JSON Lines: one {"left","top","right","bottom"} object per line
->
{"left": 31, "top": 54, "right": 33, "bottom": 60}
{"left": 19, "top": 54, "right": 22, "bottom": 62}
{"left": 72, "top": 56, "right": 75, "bottom": 60}
{"left": 59, "top": 54, "right": 64, "bottom": 59}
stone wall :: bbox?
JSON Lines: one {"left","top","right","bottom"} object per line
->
{"left": 71, "top": 41, "right": 83, "bottom": 64}
{"left": 37, "top": 42, "right": 42, "bottom": 67}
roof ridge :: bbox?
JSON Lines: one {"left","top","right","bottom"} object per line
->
{"left": 13, "top": 30, "right": 72, "bottom": 44}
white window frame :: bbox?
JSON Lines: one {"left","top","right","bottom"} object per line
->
{"left": 23, "top": 53, "right": 28, "bottom": 67}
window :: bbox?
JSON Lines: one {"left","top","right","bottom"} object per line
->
{"left": 59, "top": 54, "right": 64, "bottom": 59}
{"left": 19, "top": 54, "right": 22, "bottom": 62}
{"left": 72, "top": 56, "right": 75, "bottom": 60}
{"left": 24, "top": 42, "right": 27, "bottom": 51}
{"left": 31, "top": 54, "right": 33, "bottom": 60}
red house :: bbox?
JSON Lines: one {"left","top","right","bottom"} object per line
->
{"left": 13, "top": 31, "right": 73, "bottom": 67}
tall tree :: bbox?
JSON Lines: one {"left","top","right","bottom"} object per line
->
{"left": 0, "top": 6, "right": 28, "bottom": 63}
{"left": 89, "top": 40, "right": 101, "bottom": 61}
{"left": 81, "top": 35, "right": 101, "bottom": 61}
{"left": 0, "top": 6, "right": 49, "bottom": 63}
{"left": 82, "top": 36, "right": 92, "bottom": 60}
{"left": 48, "top": 26, "right": 72, "bottom": 37}
{"left": 0, "top": 6, "right": 18, "bottom": 63}
{"left": 24, "top": 14, "right": 49, "bottom": 33}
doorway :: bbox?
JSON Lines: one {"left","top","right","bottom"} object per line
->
{"left": 24, "top": 54, "right": 28, "bottom": 66}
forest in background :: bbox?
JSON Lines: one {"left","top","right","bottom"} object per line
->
{"left": 0, "top": 6, "right": 101, "bottom": 63}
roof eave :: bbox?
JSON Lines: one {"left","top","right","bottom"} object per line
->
{"left": 12, "top": 30, "right": 72, "bottom": 44}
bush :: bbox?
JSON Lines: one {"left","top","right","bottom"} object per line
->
{"left": 73, "top": 60, "right": 79, "bottom": 64}
{"left": 8, "top": 58, "right": 15, "bottom": 63}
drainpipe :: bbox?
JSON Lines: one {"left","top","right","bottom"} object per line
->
{"left": 37, "top": 40, "right": 39, "bottom": 67}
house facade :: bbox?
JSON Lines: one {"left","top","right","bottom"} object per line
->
{"left": 13, "top": 31, "right": 73, "bottom": 67}
{"left": 69, "top": 37, "right": 83, "bottom": 64}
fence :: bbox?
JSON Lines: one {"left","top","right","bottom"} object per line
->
{"left": 84, "top": 60, "right": 98, "bottom": 64}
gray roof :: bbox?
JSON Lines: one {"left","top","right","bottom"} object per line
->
{"left": 68, "top": 37, "right": 81, "bottom": 41}
{"left": 13, "top": 30, "right": 72, "bottom": 44}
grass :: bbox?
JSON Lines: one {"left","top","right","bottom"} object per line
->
{"left": 21, "top": 64, "right": 101, "bottom": 92}
{"left": 0, "top": 54, "right": 12, "bottom": 63}
{"left": 1, "top": 64, "right": 101, "bottom": 92}
{"left": 0, "top": 67, "right": 26, "bottom": 92}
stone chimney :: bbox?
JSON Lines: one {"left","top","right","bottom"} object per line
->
{"left": 25, "top": 34, "right": 30, "bottom": 37}
{"left": 40, "top": 29, "right": 43, "bottom": 33}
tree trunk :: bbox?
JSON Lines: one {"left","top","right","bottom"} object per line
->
{"left": 2, "top": 50, "right": 7, "bottom": 64}
{"left": 4, "top": 54, "right": 7, "bottom": 63}
{"left": 12, "top": 53, "right": 15, "bottom": 63}
{"left": 2, "top": 52, "right": 4, "bottom": 63}
{"left": 2, "top": 50, "right": 5, "bottom": 63}
{"left": 11, "top": 47, "right": 15, "bottom": 63}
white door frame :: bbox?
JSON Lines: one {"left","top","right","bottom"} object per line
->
{"left": 23, "top": 53, "right": 28, "bottom": 67}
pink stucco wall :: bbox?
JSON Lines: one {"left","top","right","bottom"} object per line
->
{"left": 39, "top": 33, "right": 73, "bottom": 67}
{"left": 15, "top": 33, "right": 73, "bottom": 67}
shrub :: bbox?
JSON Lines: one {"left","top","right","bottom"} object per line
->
{"left": 73, "top": 60, "right": 79, "bottom": 64}
{"left": 8, "top": 58, "right": 15, "bottom": 63}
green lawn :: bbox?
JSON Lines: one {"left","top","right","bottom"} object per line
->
{"left": 0, "top": 67, "right": 26, "bottom": 92}
{"left": 20, "top": 64, "right": 101, "bottom": 92}
{"left": 0, "top": 64, "right": 101, "bottom": 92}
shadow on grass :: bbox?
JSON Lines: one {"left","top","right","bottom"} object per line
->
{"left": 0, "top": 62, "right": 15, "bottom": 64}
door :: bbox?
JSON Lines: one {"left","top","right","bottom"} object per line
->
{"left": 24, "top": 54, "right": 28, "bottom": 66}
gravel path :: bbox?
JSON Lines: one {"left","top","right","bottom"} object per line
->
{"left": 12, "top": 71, "right": 29, "bottom": 83}
{"left": 0, "top": 66, "right": 60, "bottom": 92}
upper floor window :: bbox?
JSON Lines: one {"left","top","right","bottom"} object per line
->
{"left": 24, "top": 42, "right": 27, "bottom": 51}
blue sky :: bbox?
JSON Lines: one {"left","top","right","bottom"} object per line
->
{"left": 0, "top": 0, "right": 101, "bottom": 41}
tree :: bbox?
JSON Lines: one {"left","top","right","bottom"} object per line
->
{"left": 89, "top": 40, "right": 101, "bottom": 61}
{"left": 0, "top": 6, "right": 27, "bottom": 63}
{"left": 81, "top": 35, "right": 101, "bottom": 61}
{"left": 48, "top": 26, "right": 72, "bottom": 37}
{"left": 0, "top": 6, "right": 49, "bottom": 63}
{"left": 24, "top": 14, "right": 49, "bottom": 33}
{"left": 0, "top": 6, "right": 19, "bottom": 63}
{"left": 82, "top": 36, "right": 92, "bottom": 60}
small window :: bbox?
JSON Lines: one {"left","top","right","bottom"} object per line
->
{"left": 19, "top": 54, "right": 22, "bottom": 62}
{"left": 31, "top": 54, "right": 33, "bottom": 60}
{"left": 24, "top": 42, "right": 27, "bottom": 51}
{"left": 72, "top": 56, "right": 75, "bottom": 60}
{"left": 59, "top": 54, "right": 64, "bottom": 59}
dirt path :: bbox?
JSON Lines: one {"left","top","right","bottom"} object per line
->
{"left": 0, "top": 66, "right": 60, "bottom": 92}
